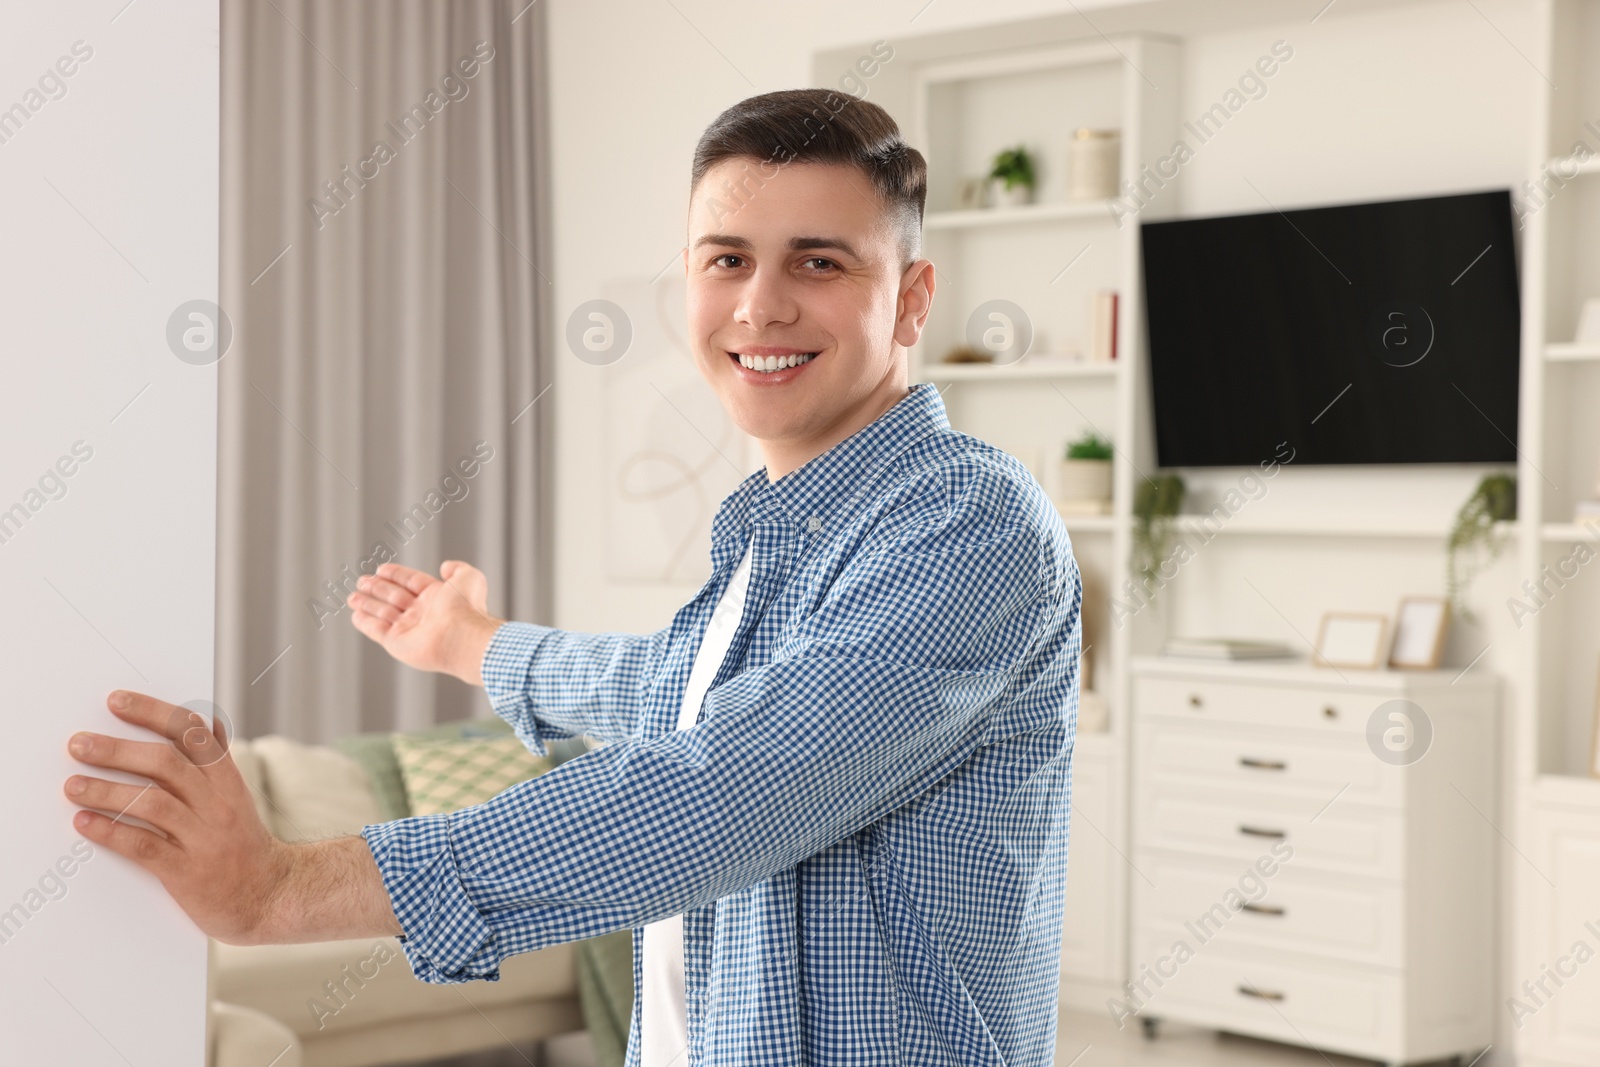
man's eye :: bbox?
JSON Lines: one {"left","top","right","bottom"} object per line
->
{"left": 804, "top": 258, "right": 837, "bottom": 272}
{"left": 712, "top": 254, "right": 744, "bottom": 269}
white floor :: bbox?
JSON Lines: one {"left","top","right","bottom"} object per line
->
{"left": 533, "top": 1008, "right": 1471, "bottom": 1067}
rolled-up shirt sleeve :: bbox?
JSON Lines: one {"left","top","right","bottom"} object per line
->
{"left": 361, "top": 496, "right": 1064, "bottom": 986}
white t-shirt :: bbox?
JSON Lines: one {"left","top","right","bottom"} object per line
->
{"left": 639, "top": 541, "right": 755, "bottom": 1067}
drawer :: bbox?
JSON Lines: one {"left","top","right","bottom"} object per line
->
{"left": 1132, "top": 850, "right": 1403, "bottom": 967}
{"left": 1127, "top": 928, "right": 1401, "bottom": 1060}
{"left": 1136, "top": 675, "right": 1371, "bottom": 734}
{"left": 1136, "top": 783, "right": 1404, "bottom": 878}
{"left": 1136, "top": 720, "right": 1400, "bottom": 808}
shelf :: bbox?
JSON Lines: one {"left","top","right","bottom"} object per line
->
{"left": 1171, "top": 515, "right": 1515, "bottom": 539}
{"left": 1540, "top": 521, "right": 1600, "bottom": 542}
{"left": 1546, "top": 342, "right": 1600, "bottom": 362}
{"left": 923, "top": 199, "right": 1118, "bottom": 231}
{"left": 920, "top": 359, "right": 1118, "bottom": 382}
{"left": 1545, "top": 154, "right": 1600, "bottom": 177}
{"left": 1052, "top": 509, "right": 1118, "bottom": 533}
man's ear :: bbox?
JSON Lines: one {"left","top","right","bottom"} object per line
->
{"left": 893, "top": 258, "right": 936, "bottom": 349}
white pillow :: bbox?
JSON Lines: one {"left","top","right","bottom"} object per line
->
{"left": 225, "top": 739, "right": 278, "bottom": 832}
{"left": 248, "top": 735, "right": 388, "bottom": 842}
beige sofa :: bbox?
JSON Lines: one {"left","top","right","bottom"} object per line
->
{"left": 209, "top": 998, "right": 304, "bottom": 1067}
{"left": 209, "top": 729, "right": 588, "bottom": 1067}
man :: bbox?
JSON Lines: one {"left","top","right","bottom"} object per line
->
{"left": 64, "top": 88, "right": 1082, "bottom": 1065}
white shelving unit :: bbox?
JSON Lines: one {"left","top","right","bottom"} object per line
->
{"left": 898, "top": 32, "right": 1182, "bottom": 1013}
{"left": 905, "top": 30, "right": 1181, "bottom": 721}
{"left": 1172, "top": 517, "right": 1519, "bottom": 541}
{"left": 1514, "top": 3, "right": 1600, "bottom": 1065}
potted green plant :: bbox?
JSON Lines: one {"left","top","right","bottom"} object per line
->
{"left": 1132, "top": 473, "right": 1185, "bottom": 590}
{"left": 1446, "top": 472, "right": 1516, "bottom": 622}
{"left": 1058, "top": 431, "right": 1113, "bottom": 514}
{"left": 987, "top": 145, "right": 1036, "bottom": 208}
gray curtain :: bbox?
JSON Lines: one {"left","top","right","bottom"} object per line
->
{"left": 218, "top": 0, "right": 552, "bottom": 743}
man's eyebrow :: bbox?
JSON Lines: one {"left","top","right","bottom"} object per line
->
{"left": 691, "top": 233, "right": 863, "bottom": 259}
{"left": 790, "top": 235, "right": 862, "bottom": 259}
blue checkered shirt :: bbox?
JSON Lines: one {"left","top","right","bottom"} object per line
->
{"left": 362, "top": 382, "right": 1083, "bottom": 1065}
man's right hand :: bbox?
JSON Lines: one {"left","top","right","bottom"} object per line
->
{"left": 347, "top": 560, "right": 504, "bottom": 687}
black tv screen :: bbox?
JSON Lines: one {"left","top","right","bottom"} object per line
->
{"left": 1140, "top": 189, "right": 1521, "bottom": 467}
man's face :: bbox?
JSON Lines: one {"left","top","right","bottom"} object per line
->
{"left": 684, "top": 159, "right": 932, "bottom": 474}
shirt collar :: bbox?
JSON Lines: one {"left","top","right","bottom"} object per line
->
{"left": 711, "top": 382, "right": 951, "bottom": 555}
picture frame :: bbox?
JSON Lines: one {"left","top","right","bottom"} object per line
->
{"left": 1388, "top": 596, "right": 1450, "bottom": 670}
{"left": 1314, "top": 611, "right": 1389, "bottom": 669}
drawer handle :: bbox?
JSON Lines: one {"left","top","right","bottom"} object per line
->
{"left": 1238, "top": 825, "right": 1286, "bottom": 839}
{"left": 1188, "top": 693, "right": 1203, "bottom": 708}
{"left": 1238, "top": 983, "right": 1285, "bottom": 1002}
{"left": 1240, "top": 902, "right": 1286, "bottom": 917}
{"left": 1239, "top": 757, "right": 1287, "bottom": 771}
{"left": 1323, "top": 705, "right": 1338, "bottom": 720}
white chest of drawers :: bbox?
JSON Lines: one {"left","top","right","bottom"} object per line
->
{"left": 1128, "top": 656, "right": 1498, "bottom": 1067}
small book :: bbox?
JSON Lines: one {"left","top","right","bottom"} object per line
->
{"left": 1090, "top": 290, "right": 1119, "bottom": 362}
{"left": 1163, "top": 637, "right": 1296, "bottom": 660}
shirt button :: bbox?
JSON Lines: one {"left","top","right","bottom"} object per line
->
{"left": 806, "top": 515, "right": 823, "bottom": 534}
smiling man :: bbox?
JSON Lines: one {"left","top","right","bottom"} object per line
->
{"left": 64, "top": 88, "right": 1082, "bottom": 1066}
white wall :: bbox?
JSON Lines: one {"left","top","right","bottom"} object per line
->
{"left": 0, "top": 3, "right": 217, "bottom": 1063}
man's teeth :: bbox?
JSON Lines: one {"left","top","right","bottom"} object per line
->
{"left": 739, "top": 352, "right": 816, "bottom": 372}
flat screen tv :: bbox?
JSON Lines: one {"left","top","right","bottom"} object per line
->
{"left": 1140, "top": 189, "right": 1521, "bottom": 467}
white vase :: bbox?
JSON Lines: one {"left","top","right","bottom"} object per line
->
{"left": 988, "top": 177, "right": 1032, "bottom": 208}
{"left": 1057, "top": 458, "right": 1112, "bottom": 507}
{"left": 1068, "top": 128, "right": 1120, "bottom": 200}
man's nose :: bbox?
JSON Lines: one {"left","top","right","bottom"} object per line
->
{"left": 733, "top": 268, "right": 800, "bottom": 327}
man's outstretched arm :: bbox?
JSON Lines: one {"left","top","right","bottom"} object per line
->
{"left": 65, "top": 485, "right": 1073, "bottom": 956}
{"left": 63, "top": 691, "right": 404, "bottom": 947}
{"left": 350, "top": 559, "right": 669, "bottom": 748}
{"left": 361, "top": 490, "right": 1077, "bottom": 986}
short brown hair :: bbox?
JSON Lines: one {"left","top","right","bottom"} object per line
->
{"left": 690, "top": 88, "right": 927, "bottom": 270}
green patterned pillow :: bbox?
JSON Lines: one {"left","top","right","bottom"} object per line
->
{"left": 391, "top": 733, "right": 554, "bottom": 816}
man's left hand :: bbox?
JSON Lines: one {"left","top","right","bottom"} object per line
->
{"left": 63, "top": 690, "right": 290, "bottom": 946}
